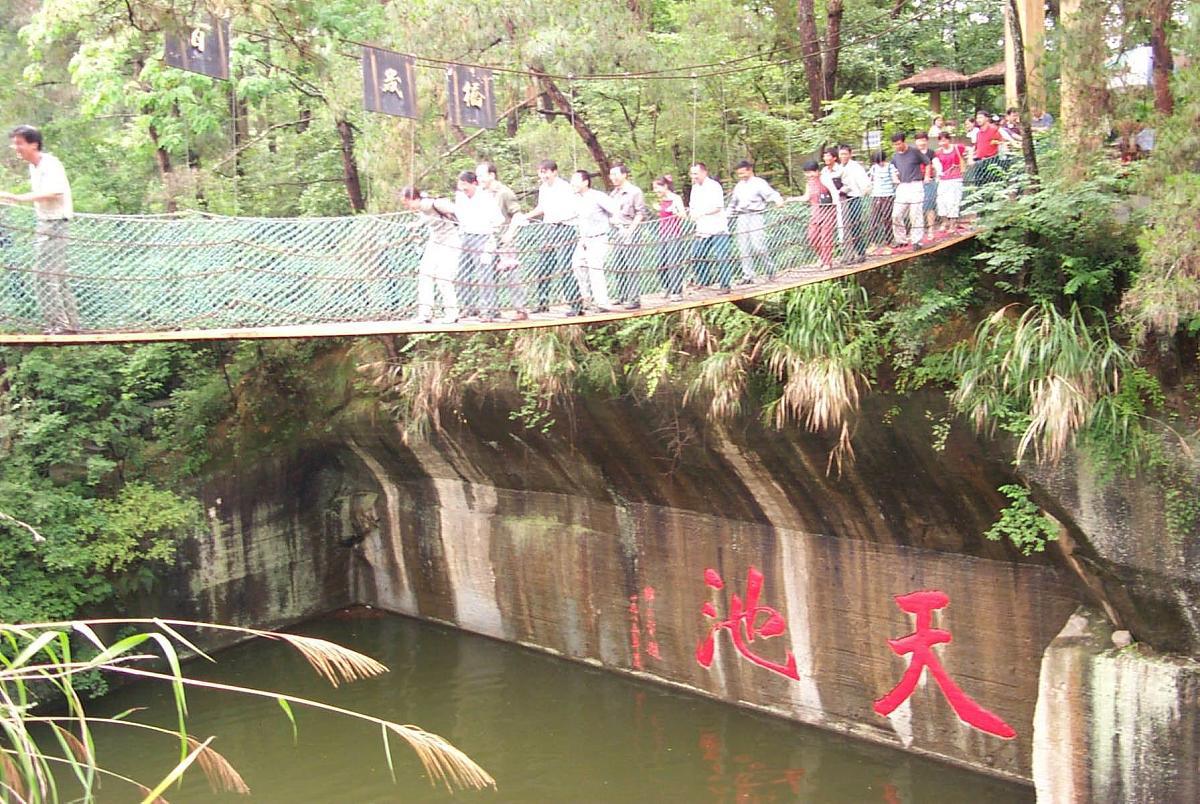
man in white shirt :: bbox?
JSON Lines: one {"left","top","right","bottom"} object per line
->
{"left": 725, "top": 159, "right": 783, "bottom": 282}
{"left": 836, "top": 145, "right": 872, "bottom": 263}
{"left": 518, "top": 159, "right": 582, "bottom": 316}
{"left": 688, "top": 163, "right": 733, "bottom": 293}
{"left": 0, "top": 125, "right": 79, "bottom": 333}
{"left": 454, "top": 170, "right": 503, "bottom": 321}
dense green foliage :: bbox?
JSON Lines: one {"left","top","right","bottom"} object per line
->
{"left": 0, "top": 339, "right": 345, "bottom": 624}
{"left": 984, "top": 483, "right": 1059, "bottom": 555}
{"left": 1123, "top": 11, "right": 1200, "bottom": 341}
{"left": 0, "top": 345, "right": 207, "bottom": 622}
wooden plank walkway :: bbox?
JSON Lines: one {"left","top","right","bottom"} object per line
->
{"left": 0, "top": 232, "right": 976, "bottom": 345}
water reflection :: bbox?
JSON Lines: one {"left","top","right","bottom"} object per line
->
{"left": 84, "top": 611, "right": 1031, "bottom": 802}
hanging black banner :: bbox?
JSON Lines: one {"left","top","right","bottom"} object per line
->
{"left": 445, "top": 65, "right": 496, "bottom": 129}
{"left": 163, "top": 16, "right": 231, "bottom": 80}
{"left": 362, "top": 46, "right": 418, "bottom": 119}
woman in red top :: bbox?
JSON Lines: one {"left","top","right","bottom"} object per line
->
{"left": 802, "top": 156, "right": 840, "bottom": 271}
{"left": 933, "top": 132, "right": 969, "bottom": 234}
{"left": 652, "top": 175, "right": 687, "bottom": 299}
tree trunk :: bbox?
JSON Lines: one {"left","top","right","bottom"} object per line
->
{"left": 796, "top": 0, "right": 825, "bottom": 117}
{"left": 536, "top": 74, "right": 614, "bottom": 187}
{"left": 1006, "top": 0, "right": 1040, "bottom": 182}
{"left": 450, "top": 124, "right": 481, "bottom": 159}
{"left": 1059, "top": 0, "right": 1111, "bottom": 163}
{"left": 297, "top": 100, "right": 312, "bottom": 133}
{"left": 1148, "top": 0, "right": 1174, "bottom": 114}
{"left": 147, "top": 124, "right": 178, "bottom": 213}
{"left": 335, "top": 118, "right": 366, "bottom": 213}
{"left": 822, "top": 0, "right": 844, "bottom": 104}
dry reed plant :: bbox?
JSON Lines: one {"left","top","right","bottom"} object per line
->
{"left": 1, "top": 618, "right": 496, "bottom": 801}
{"left": 510, "top": 327, "right": 582, "bottom": 403}
{"left": 954, "top": 303, "right": 1130, "bottom": 463}
{"left": 675, "top": 284, "right": 873, "bottom": 473}
{"left": 187, "top": 736, "right": 250, "bottom": 795}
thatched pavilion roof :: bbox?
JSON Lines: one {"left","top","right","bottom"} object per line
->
{"left": 963, "top": 62, "right": 1005, "bottom": 88}
{"left": 897, "top": 66, "right": 969, "bottom": 92}
{"left": 898, "top": 62, "right": 1007, "bottom": 92}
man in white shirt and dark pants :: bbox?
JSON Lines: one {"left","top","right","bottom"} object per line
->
{"left": 725, "top": 160, "right": 782, "bottom": 282}
{"left": 688, "top": 163, "right": 733, "bottom": 293}
{"left": 519, "top": 160, "right": 583, "bottom": 316}
{"left": 1, "top": 125, "right": 79, "bottom": 333}
{"left": 836, "top": 145, "right": 872, "bottom": 263}
{"left": 454, "top": 170, "right": 504, "bottom": 321}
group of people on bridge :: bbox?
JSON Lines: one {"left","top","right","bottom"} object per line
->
{"left": 395, "top": 117, "right": 1007, "bottom": 325}
{"left": 0, "top": 115, "right": 1017, "bottom": 334}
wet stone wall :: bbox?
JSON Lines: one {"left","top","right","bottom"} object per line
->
{"left": 163, "top": 393, "right": 1085, "bottom": 782}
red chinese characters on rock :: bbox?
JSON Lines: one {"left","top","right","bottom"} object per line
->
{"left": 629, "top": 586, "right": 661, "bottom": 671}
{"left": 696, "top": 567, "right": 799, "bottom": 680}
{"left": 873, "top": 590, "right": 1017, "bottom": 739}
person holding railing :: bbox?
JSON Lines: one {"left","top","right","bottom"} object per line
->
{"left": 801, "top": 159, "right": 840, "bottom": 271}
{"left": 726, "top": 159, "right": 783, "bottom": 283}
{"left": 0, "top": 125, "right": 80, "bottom": 334}
{"left": 570, "top": 170, "right": 618, "bottom": 311}
{"left": 608, "top": 164, "right": 649, "bottom": 311}
{"left": 516, "top": 160, "right": 583, "bottom": 317}
{"left": 888, "top": 132, "right": 932, "bottom": 253}
{"left": 866, "top": 150, "right": 899, "bottom": 253}
{"left": 687, "top": 163, "right": 733, "bottom": 294}
{"left": 476, "top": 161, "right": 527, "bottom": 321}
{"left": 932, "top": 132, "right": 969, "bottom": 236}
{"left": 453, "top": 171, "right": 503, "bottom": 322}
{"left": 400, "top": 185, "right": 460, "bottom": 324}
{"left": 836, "top": 145, "right": 872, "bottom": 264}
{"left": 819, "top": 148, "right": 847, "bottom": 253}
{"left": 914, "top": 132, "right": 938, "bottom": 244}
{"left": 651, "top": 176, "right": 687, "bottom": 301}
{"left": 968, "top": 110, "right": 1003, "bottom": 187}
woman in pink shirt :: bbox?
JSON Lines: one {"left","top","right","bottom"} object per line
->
{"left": 652, "top": 175, "right": 687, "bottom": 299}
{"left": 933, "top": 132, "right": 969, "bottom": 234}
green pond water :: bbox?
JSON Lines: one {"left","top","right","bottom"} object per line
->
{"left": 86, "top": 611, "right": 1031, "bottom": 802}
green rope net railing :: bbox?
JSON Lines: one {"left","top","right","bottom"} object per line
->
{"left": 0, "top": 157, "right": 1018, "bottom": 336}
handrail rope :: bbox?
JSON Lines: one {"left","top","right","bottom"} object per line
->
{"left": 0, "top": 197, "right": 864, "bottom": 269}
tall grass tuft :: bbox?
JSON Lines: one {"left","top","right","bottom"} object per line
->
{"left": 952, "top": 303, "right": 1133, "bottom": 463}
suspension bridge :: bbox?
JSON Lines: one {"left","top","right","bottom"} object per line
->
{"left": 0, "top": 179, "right": 997, "bottom": 346}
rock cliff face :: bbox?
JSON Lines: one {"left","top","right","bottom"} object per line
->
{"left": 1034, "top": 608, "right": 1200, "bottom": 803}
{"left": 165, "top": 391, "right": 1089, "bottom": 783}
{"left": 1023, "top": 451, "right": 1200, "bottom": 655}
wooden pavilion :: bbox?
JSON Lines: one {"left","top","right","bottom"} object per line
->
{"left": 898, "top": 63, "right": 1006, "bottom": 113}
